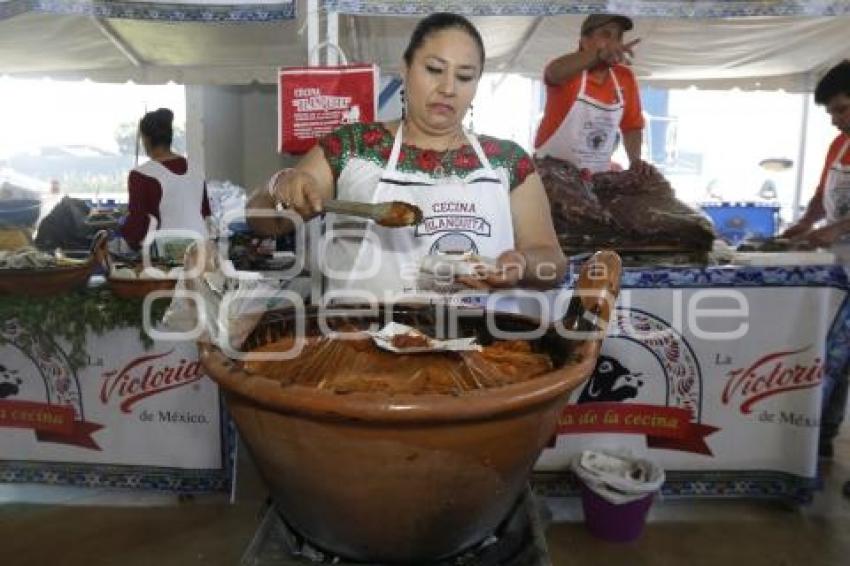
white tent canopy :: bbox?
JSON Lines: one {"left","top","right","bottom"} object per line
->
{"left": 345, "top": 12, "right": 850, "bottom": 91}
{"left": 0, "top": 0, "right": 849, "bottom": 89}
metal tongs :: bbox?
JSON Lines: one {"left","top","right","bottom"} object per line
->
{"left": 323, "top": 200, "right": 423, "bottom": 227}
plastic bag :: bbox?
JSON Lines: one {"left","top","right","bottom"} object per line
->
{"left": 161, "top": 240, "right": 220, "bottom": 341}
{"left": 162, "top": 241, "right": 302, "bottom": 351}
{"left": 571, "top": 449, "right": 665, "bottom": 505}
{"left": 206, "top": 180, "right": 246, "bottom": 225}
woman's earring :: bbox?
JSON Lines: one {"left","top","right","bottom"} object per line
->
{"left": 468, "top": 103, "right": 474, "bottom": 132}
{"left": 400, "top": 88, "right": 406, "bottom": 120}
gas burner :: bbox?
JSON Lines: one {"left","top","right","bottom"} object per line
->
{"left": 240, "top": 487, "right": 551, "bottom": 565}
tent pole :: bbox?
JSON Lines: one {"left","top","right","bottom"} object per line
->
{"left": 306, "top": 0, "right": 323, "bottom": 305}
{"left": 346, "top": 10, "right": 361, "bottom": 62}
{"left": 326, "top": 9, "right": 339, "bottom": 65}
{"left": 91, "top": 17, "right": 144, "bottom": 68}
{"left": 307, "top": 0, "right": 320, "bottom": 66}
{"left": 792, "top": 87, "right": 811, "bottom": 223}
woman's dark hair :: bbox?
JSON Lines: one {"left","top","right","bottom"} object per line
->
{"left": 815, "top": 60, "right": 850, "bottom": 106}
{"left": 139, "top": 107, "right": 174, "bottom": 148}
{"left": 402, "top": 12, "right": 485, "bottom": 72}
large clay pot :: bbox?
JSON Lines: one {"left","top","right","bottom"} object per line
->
{"left": 200, "top": 251, "right": 621, "bottom": 563}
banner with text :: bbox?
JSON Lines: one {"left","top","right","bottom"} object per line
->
{"left": 536, "top": 284, "right": 846, "bottom": 484}
{"left": 0, "top": 325, "right": 227, "bottom": 491}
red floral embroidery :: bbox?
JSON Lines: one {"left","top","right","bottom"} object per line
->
{"left": 323, "top": 135, "right": 343, "bottom": 157}
{"left": 516, "top": 155, "right": 535, "bottom": 183}
{"left": 323, "top": 125, "right": 533, "bottom": 190}
{"left": 362, "top": 128, "right": 384, "bottom": 147}
{"left": 453, "top": 148, "right": 478, "bottom": 169}
{"left": 481, "top": 140, "right": 501, "bottom": 157}
{"left": 416, "top": 150, "right": 441, "bottom": 172}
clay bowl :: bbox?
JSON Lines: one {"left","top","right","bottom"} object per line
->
{"left": 200, "top": 251, "right": 621, "bottom": 563}
{"left": 105, "top": 249, "right": 179, "bottom": 300}
{"left": 0, "top": 231, "right": 108, "bottom": 297}
{"left": 107, "top": 270, "right": 177, "bottom": 300}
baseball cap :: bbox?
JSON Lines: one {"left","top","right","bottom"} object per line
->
{"left": 581, "top": 13, "right": 634, "bottom": 36}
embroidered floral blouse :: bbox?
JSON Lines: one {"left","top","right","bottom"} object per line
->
{"left": 318, "top": 122, "right": 536, "bottom": 192}
{"left": 315, "top": 122, "right": 535, "bottom": 290}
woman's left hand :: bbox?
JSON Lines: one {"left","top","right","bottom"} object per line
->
{"left": 795, "top": 224, "right": 840, "bottom": 248}
{"left": 456, "top": 250, "right": 527, "bottom": 290}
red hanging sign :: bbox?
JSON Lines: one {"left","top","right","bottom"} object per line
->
{"left": 278, "top": 64, "right": 378, "bottom": 154}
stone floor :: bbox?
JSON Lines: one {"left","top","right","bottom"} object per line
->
{"left": 1, "top": 431, "right": 848, "bottom": 566}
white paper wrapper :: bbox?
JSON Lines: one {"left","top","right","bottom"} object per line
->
{"left": 369, "top": 322, "right": 481, "bottom": 354}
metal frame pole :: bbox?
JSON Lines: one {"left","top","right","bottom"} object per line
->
{"left": 792, "top": 80, "right": 812, "bottom": 222}
{"left": 307, "top": 0, "right": 320, "bottom": 66}
{"left": 307, "top": 0, "right": 324, "bottom": 304}
{"left": 326, "top": 9, "right": 339, "bottom": 65}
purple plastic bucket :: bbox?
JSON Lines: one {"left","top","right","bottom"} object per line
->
{"left": 579, "top": 482, "right": 654, "bottom": 542}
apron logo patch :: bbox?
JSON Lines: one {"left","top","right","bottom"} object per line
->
{"left": 586, "top": 129, "right": 609, "bottom": 150}
{"left": 429, "top": 233, "right": 479, "bottom": 255}
{"left": 416, "top": 215, "right": 492, "bottom": 237}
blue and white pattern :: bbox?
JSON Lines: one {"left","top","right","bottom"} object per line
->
{"left": 566, "top": 264, "right": 850, "bottom": 290}
{"left": 825, "top": 292, "right": 850, "bottom": 407}
{"left": 0, "top": 0, "right": 295, "bottom": 22}
{"left": 535, "top": 470, "right": 818, "bottom": 503}
{"left": 322, "top": 0, "right": 850, "bottom": 18}
{"left": 0, "top": 402, "right": 237, "bottom": 493}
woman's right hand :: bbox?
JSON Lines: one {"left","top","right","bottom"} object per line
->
{"left": 268, "top": 169, "right": 325, "bottom": 219}
{"left": 250, "top": 145, "right": 334, "bottom": 236}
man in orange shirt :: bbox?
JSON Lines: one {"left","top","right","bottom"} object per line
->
{"left": 783, "top": 60, "right": 850, "bottom": 248}
{"left": 534, "top": 13, "right": 651, "bottom": 177}
{"left": 781, "top": 61, "right": 850, "bottom": 484}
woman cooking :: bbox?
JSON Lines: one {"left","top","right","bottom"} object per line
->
{"left": 249, "top": 12, "right": 566, "bottom": 299}
{"left": 120, "top": 108, "right": 211, "bottom": 258}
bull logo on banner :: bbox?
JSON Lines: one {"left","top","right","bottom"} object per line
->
{"left": 0, "top": 364, "right": 22, "bottom": 399}
{"left": 559, "top": 307, "right": 719, "bottom": 455}
{"left": 578, "top": 355, "right": 644, "bottom": 404}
